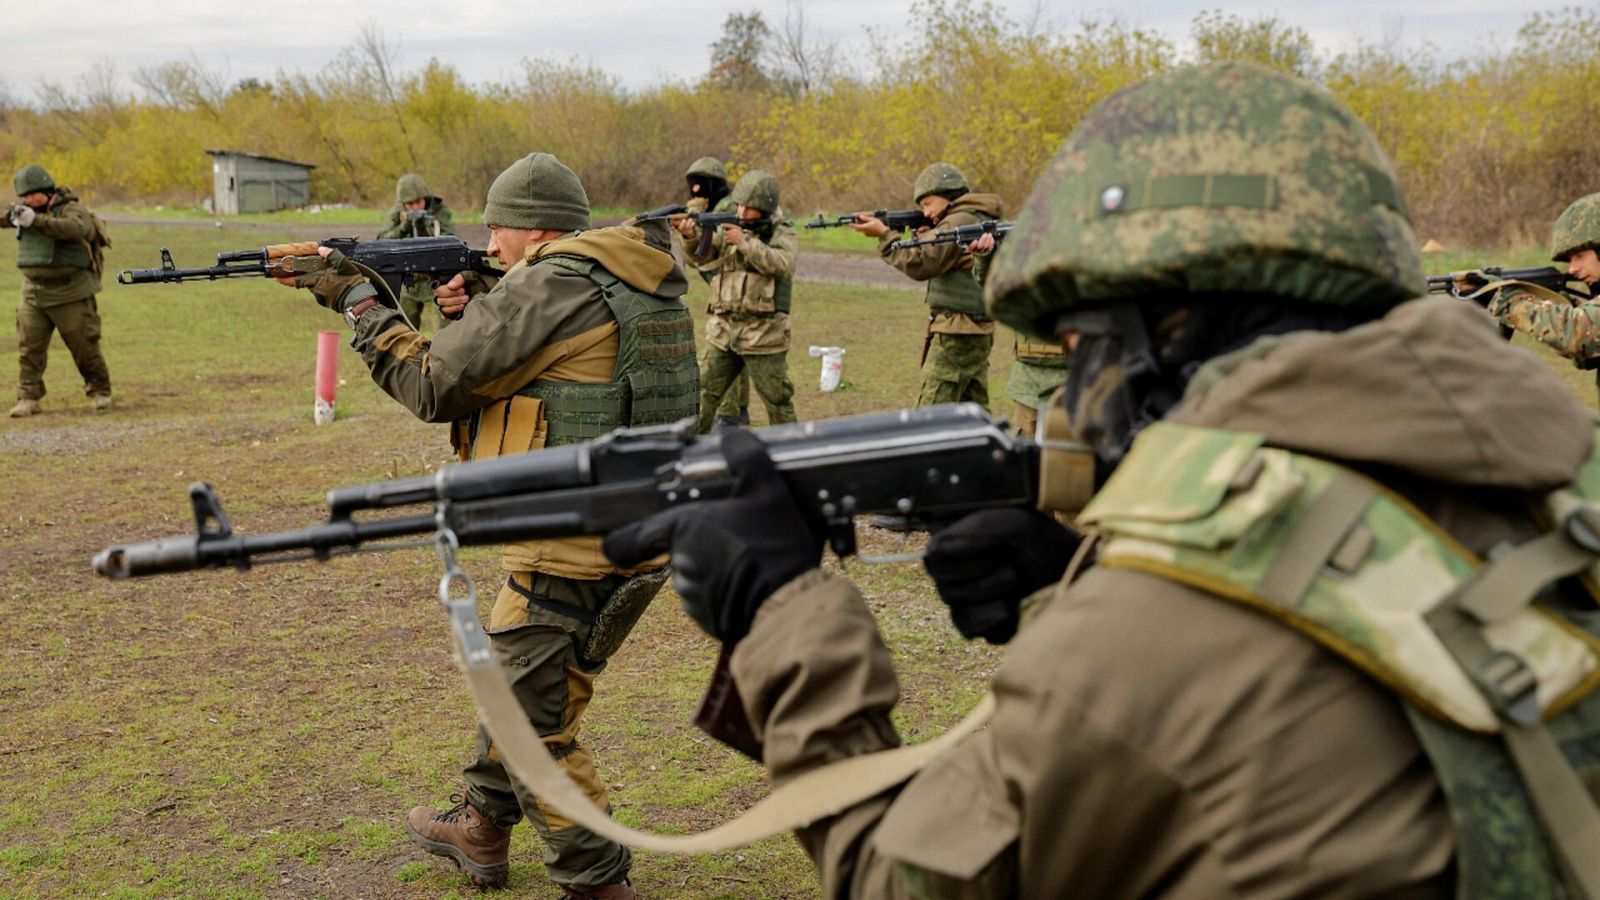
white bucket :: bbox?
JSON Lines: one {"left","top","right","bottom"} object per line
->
{"left": 808, "top": 345, "right": 846, "bottom": 392}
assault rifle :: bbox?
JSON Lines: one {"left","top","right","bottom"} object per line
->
{"left": 888, "top": 220, "right": 1015, "bottom": 252}
{"left": 117, "top": 236, "right": 500, "bottom": 322}
{"left": 1426, "top": 266, "right": 1585, "bottom": 340}
{"left": 1425, "top": 266, "right": 1578, "bottom": 301}
{"left": 806, "top": 210, "right": 933, "bottom": 232}
{"left": 631, "top": 206, "right": 774, "bottom": 257}
{"left": 92, "top": 404, "right": 1038, "bottom": 580}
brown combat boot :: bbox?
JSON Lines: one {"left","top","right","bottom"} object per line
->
{"left": 8, "top": 398, "right": 39, "bottom": 418}
{"left": 404, "top": 794, "right": 511, "bottom": 888}
{"left": 560, "top": 879, "right": 636, "bottom": 900}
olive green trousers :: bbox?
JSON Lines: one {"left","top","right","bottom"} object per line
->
{"left": 16, "top": 294, "right": 111, "bottom": 401}
{"left": 698, "top": 346, "right": 795, "bottom": 433}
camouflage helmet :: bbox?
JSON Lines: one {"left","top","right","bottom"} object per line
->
{"left": 730, "top": 169, "right": 780, "bottom": 213}
{"left": 913, "top": 163, "right": 969, "bottom": 203}
{"left": 987, "top": 62, "right": 1423, "bottom": 340}
{"left": 14, "top": 164, "right": 55, "bottom": 196}
{"left": 395, "top": 173, "right": 431, "bottom": 204}
{"left": 685, "top": 156, "right": 729, "bottom": 183}
{"left": 1549, "top": 193, "right": 1600, "bottom": 262}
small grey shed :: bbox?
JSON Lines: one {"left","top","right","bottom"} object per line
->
{"left": 205, "top": 150, "right": 316, "bottom": 215}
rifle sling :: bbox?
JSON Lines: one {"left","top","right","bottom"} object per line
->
{"left": 453, "top": 628, "right": 994, "bottom": 853}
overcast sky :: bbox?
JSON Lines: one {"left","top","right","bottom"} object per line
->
{"left": 0, "top": 0, "right": 1564, "bottom": 100}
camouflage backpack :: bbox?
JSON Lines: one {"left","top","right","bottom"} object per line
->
{"left": 1079, "top": 420, "right": 1600, "bottom": 899}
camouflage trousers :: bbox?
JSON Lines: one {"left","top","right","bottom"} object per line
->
{"left": 463, "top": 571, "right": 632, "bottom": 892}
{"left": 917, "top": 332, "right": 993, "bottom": 408}
{"left": 698, "top": 346, "right": 795, "bottom": 433}
{"left": 16, "top": 294, "right": 111, "bottom": 401}
{"left": 713, "top": 368, "right": 752, "bottom": 419}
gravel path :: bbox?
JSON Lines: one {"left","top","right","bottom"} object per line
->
{"left": 103, "top": 215, "right": 920, "bottom": 291}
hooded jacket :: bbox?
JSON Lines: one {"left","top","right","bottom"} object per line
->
{"left": 730, "top": 297, "right": 1596, "bottom": 897}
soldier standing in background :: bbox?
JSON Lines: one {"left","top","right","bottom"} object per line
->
{"left": 1489, "top": 192, "right": 1600, "bottom": 406}
{"left": 678, "top": 169, "right": 798, "bottom": 433}
{"left": 9, "top": 164, "right": 112, "bottom": 418}
{"left": 972, "top": 230, "right": 1069, "bottom": 437}
{"left": 851, "top": 163, "right": 1002, "bottom": 408}
{"left": 278, "top": 152, "right": 697, "bottom": 899}
{"left": 377, "top": 173, "right": 456, "bottom": 332}
{"left": 681, "top": 156, "right": 752, "bottom": 427}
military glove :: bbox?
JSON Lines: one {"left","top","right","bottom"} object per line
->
{"left": 10, "top": 205, "right": 36, "bottom": 229}
{"left": 922, "top": 508, "right": 1080, "bottom": 644}
{"left": 284, "top": 248, "right": 376, "bottom": 314}
{"left": 602, "top": 429, "right": 825, "bottom": 645}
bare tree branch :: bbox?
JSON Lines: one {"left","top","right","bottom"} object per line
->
{"left": 356, "top": 20, "right": 419, "bottom": 169}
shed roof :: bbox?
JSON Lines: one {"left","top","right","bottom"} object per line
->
{"left": 205, "top": 149, "right": 317, "bottom": 170}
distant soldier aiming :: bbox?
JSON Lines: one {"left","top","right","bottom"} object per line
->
{"left": 9, "top": 164, "right": 113, "bottom": 418}
{"left": 681, "top": 156, "right": 752, "bottom": 427}
{"left": 377, "top": 173, "right": 455, "bottom": 331}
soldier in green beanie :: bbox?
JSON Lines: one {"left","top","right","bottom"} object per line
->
{"left": 1488, "top": 192, "right": 1600, "bottom": 406}
{"left": 277, "top": 151, "right": 695, "bottom": 898}
{"left": 376, "top": 173, "right": 456, "bottom": 332}
{"left": 9, "top": 164, "right": 113, "bottom": 417}
{"left": 677, "top": 168, "right": 799, "bottom": 432}
{"left": 851, "top": 162, "right": 1003, "bottom": 410}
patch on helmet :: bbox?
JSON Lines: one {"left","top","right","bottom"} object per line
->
{"left": 1099, "top": 185, "right": 1126, "bottom": 215}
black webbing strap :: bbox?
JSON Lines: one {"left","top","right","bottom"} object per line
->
{"left": 505, "top": 576, "right": 598, "bottom": 625}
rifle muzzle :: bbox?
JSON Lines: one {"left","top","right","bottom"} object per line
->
{"left": 92, "top": 535, "right": 201, "bottom": 579}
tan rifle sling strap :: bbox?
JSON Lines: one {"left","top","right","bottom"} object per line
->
{"left": 442, "top": 591, "right": 994, "bottom": 853}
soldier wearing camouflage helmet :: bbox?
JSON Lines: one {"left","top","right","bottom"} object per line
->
{"left": 9, "top": 164, "right": 113, "bottom": 417}
{"left": 602, "top": 62, "right": 1600, "bottom": 897}
{"left": 1488, "top": 192, "right": 1600, "bottom": 404}
{"left": 278, "top": 152, "right": 697, "bottom": 898}
{"left": 677, "top": 168, "right": 799, "bottom": 432}
{"left": 678, "top": 156, "right": 752, "bottom": 426}
{"left": 376, "top": 173, "right": 456, "bottom": 331}
{"left": 851, "top": 162, "right": 1004, "bottom": 409}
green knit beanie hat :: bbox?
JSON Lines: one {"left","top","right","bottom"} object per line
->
{"left": 483, "top": 153, "right": 590, "bottom": 231}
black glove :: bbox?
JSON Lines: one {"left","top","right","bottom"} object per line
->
{"left": 285, "top": 248, "right": 374, "bottom": 313}
{"left": 922, "top": 508, "right": 1079, "bottom": 644}
{"left": 603, "top": 429, "right": 825, "bottom": 644}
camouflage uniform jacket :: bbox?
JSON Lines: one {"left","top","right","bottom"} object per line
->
{"left": 683, "top": 195, "right": 735, "bottom": 285}
{"left": 348, "top": 220, "right": 689, "bottom": 577}
{"left": 683, "top": 212, "right": 797, "bottom": 356}
{"left": 1489, "top": 281, "right": 1600, "bottom": 361}
{"left": 376, "top": 196, "right": 456, "bottom": 239}
{"left": 878, "top": 193, "right": 1003, "bottom": 335}
{"left": 729, "top": 299, "right": 1596, "bottom": 897}
{"left": 15, "top": 188, "right": 102, "bottom": 306}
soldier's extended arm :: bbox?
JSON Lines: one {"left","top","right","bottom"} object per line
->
{"left": 351, "top": 264, "right": 611, "bottom": 423}
{"left": 878, "top": 211, "right": 978, "bottom": 282}
{"left": 736, "top": 221, "right": 798, "bottom": 279}
{"left": 1490, "top": 287, "right": 1600, "bottom": 359}
{"left": 28, "top": 202, "right": 94, "bottom": 242}
{"left": 376, "top": 204, "right": 407, "bottom": 240}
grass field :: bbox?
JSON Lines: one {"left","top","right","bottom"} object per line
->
{"left": 0, "top": 224, "right": 997, "bottom": 898}
{"left": 2, "top": 225, "right": 1594, "bottom": 898}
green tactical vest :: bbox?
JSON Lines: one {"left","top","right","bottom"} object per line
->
{"left": 924, "top": 212, "right": 992, "bottom": 321}
{"left": 1078, "top": 421, "right": 1600, "bottom": 899}
{"left": 483, "top": 255, "right": 698, "bottom": 446}
{"left": 16, "top": 198, "right": 91, "bottom": 272}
